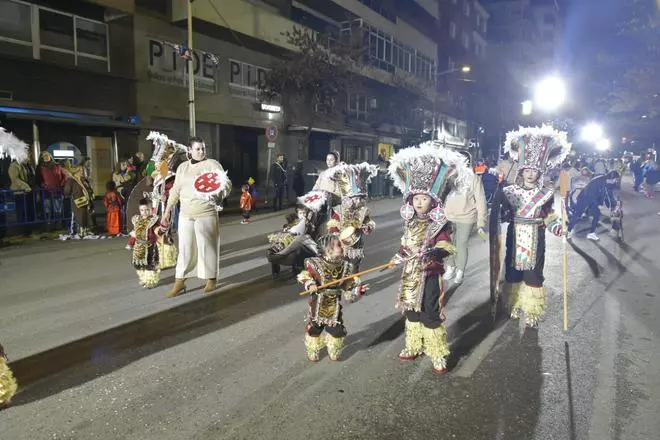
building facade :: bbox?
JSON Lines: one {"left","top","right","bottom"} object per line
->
{"left": 0, "top": 0, "right": 138, "bottom": 195}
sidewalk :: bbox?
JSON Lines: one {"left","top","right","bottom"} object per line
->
{"left": 0, "top": 197, "right": 402, "bottom": 367}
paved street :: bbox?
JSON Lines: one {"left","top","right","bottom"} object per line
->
{"left": 1, "top": 184, "right": 660, "bottom": 440}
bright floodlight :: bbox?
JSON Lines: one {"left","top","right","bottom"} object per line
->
{"left": 534, "top": 76, "right": 567, "bottom": 112}
{"left": 581, "top": 123, "right": 604, "bottom": 143}
{"left": 461, "top": 65, "right": 471, "bottom": 73}
{"left": 596, "top": 138, "right": 611, "bottom": 151}
{"left": 521, "top": 100, "right": 533, "bottom": 116}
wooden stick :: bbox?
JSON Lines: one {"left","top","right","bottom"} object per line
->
{"left": 298, "top": 262, "right": 394, "bottom": 296}
{"left": 559, "top": 170, "right": 569, "bottom": 331}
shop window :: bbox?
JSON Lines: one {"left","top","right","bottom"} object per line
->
{"left": 0, "top": 0, "right": 31, "bottom": 43}
{"left": 40, "top": 9, "right": 74, "bottom": 51}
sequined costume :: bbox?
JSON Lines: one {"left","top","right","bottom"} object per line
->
{"left": 127, "top": 214, "right": 165, "bottom": 288}
{"left": 0, "top": 344, "right": 17, "bottom": 408}
{"left": 324, "top": 163, "right": 378, "bottom": 272}
{"left": 388, "top": 143, "right": 471, "bottom": 373}
{"left": 499, "top": 125, "right": 570, "bottom": 327}
{"left": 297, "top": 255, "right": 363, "bottom": 362}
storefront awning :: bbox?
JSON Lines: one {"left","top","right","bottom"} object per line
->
{"left": 0, "top": 106, "right": 170, "bottom": 132}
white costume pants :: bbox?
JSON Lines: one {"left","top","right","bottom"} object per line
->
{"left": 175, "top": 215, "right": 219, "bottom": 280}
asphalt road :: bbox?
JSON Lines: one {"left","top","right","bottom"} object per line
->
{"left": 1, "top": 184, "right": 659, "bottom": 440}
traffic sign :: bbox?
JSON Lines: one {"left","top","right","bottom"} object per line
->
{"left": 268, "top": 142, "right": 276, "bottom": 149}
{"left": 266, "top": 125, "right": 278, "bottom": 141}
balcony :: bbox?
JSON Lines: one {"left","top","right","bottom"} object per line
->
{"left": 171, "top": 0, "right": 306, "bottom": 51}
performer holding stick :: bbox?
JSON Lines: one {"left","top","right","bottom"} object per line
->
{"left": 297, "top": 235, "right": 369, "bottom": 362}
{"left": 387, "top": 143, "right": 471, "bottom": 374}
{"left": 494, "top": 125, "right": 571, "bottom": 328}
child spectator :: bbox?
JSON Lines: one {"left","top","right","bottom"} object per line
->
{"left": 240, "top": 184, "right": 254, "bottom": 224}
{"left": 104, "top": 181, "right": 122, "bottom": 236}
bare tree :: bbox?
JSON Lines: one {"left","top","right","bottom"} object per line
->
{"left": 260, "top": 27, "right": 363, "bottom": 149}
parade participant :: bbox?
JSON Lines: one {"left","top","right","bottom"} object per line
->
{"left": 240, "top": 184, "right": 254, "bottom": 224}
{"left": 388, "top": 142, "right": 471, "bottom": 374}
{"left": 267, "top": 190, "right": 329, "bottom": 278}
{"left": 496, "top": 125, "right": 570, "bottom": 328}
{"left": 144, "top": 132, "right": 188, "bottom": 268}
{"left": 313, "top": 151, "right": 343, "bottom": 198}
{"left": 444, "top": 159, "right": 488, "bottom": 284}
{"left": 325, "top": 163, "right": 378, "bottom": 271}
{"left": 64, "top": 157, "right": 97, "bottom": 239}
{"left": 162, "top": 136, "right": 231, "bottom": 297}
{"left": 103, "top": 181, "right": 122, "bottom": 236}
{"left": 0, "top": 343, "right": 17, "bottom": 410}
{"left": 126, "top": 198, "right": 166, "bottom": 288}
{"left": 297, "top": 234, "right": 368, "bottom": 362}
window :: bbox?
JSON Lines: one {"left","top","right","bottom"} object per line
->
{"left": 448, "top": 56, "right": 455, "bottom": 71}
{"left": 348, "top": 93, "right": 368, "bottom": 121}
{"left": 0, "top": 0, "right": 109, "bottom": 71}
{"left": 463, "top": 0, "right": 470, "bottom": 17}
{"left": 462, "top": 32, "right": 470, "bottom": 49}
{"left": 449, "top": 22, "right": 456, "bottom": 39}
{"left": 0, "top": 0, "right": 31, "bottom": 43}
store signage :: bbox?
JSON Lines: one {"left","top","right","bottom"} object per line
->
{"left": 229, "top": 59, "right": 268, "bottom": 89}
{"left": 260, "top": 103, "right": 281, "bottom": 113}
{"left": 148, "top": 38, "right": 217, "bottom": 92}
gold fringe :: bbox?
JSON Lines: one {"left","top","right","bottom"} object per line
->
{"left": 399, "top": 319, "right": 424, "bottom": 358}
{"left": 138, "top": 270, "right": 160, "bottom": 289}
{"left": 325, "top": 334, "right": 345, "bottom": 361}
{"left": 158, "top": 238, "right": 177, "bottom": 269}
{"left": 0, "top": 358, "right": 17, "bottom": 405}
{"left": 507, "top": 282, "right": 523, "bottom": 319}
{"left": 519, "top": 283, "right": 546, "bottom": 323}
{"left": 421, "top": 325, "right": 450, "bottom": 369}
{"left": 304, "top": 334, "right": 324, "bottom": 362}
{"left": 434, "top": 240, "right": 456, "bottom": 255}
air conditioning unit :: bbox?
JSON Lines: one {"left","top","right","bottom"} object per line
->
{"left": 0, "top": 90, "right": 13, "bottom": 100}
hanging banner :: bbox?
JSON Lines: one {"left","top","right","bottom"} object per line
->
{"left": 147, "top": 38, "right": 218, "bottom": 93}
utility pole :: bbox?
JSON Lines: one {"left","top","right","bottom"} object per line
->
{"left": 187, "top": 0, "right": 196, "bottom": 136}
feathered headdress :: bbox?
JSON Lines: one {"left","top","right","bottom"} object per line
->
{"left": 388, "top": 141, "right": 471, "bottom": 222}
{"left": 328, "top": 162, "right": 379, "bottom": 198}
{"left": 146, "top": 131, "right": 187, "bottom": 166}
{"left": 503, "top": 125, "right": 571, "bottom": 175}
{"left": 297, "top": 190, "right": 328, "bottom": 213}
{"left": 0, "top": 127, "right": 29, "bottom": 163}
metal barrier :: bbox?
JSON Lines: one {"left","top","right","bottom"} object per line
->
{"left": 0, "top": 188, "right": 70, "bottom": 229}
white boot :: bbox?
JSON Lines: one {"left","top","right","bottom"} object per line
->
{"left": 454, "top": 269, "right": 464, "bottom": 284}
{"left": 587, "top": 232, "right": 599, "bottom": 241}
{"left": 443, "top": 266, "right": 455, "bottom": 281}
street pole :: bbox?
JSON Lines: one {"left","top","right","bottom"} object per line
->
{"left": 187, "top": 0, "right": 196, "bottom": 137}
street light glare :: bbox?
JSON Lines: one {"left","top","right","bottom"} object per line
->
{"left": 534, "top": 76, "right": 567, "bottom": 112}
{"left": 581, "top": 123, "right": 604, "bottom": 143}
{"left": 461, "top": 65, "right": 471, "bottom": 73}
{"left": 596, "top": 138, "right": 611, "bottom": 151}
{"left": 521, "top": 100, "right": 533, "bottom": 116}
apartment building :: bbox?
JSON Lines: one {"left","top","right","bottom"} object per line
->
{"left": 0, "top": 0, "right": 138, "bottom": 194}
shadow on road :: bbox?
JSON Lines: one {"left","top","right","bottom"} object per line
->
{"left": 568, "top": 240, "right": 601, "bottom": 278}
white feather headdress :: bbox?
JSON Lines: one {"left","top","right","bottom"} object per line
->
{"left": 328, "top": 162, "right": 379, "bottom": 197}
{"left": 387, "top": 141, "right": 471, "bottom": 202}
{"left": 0, "top": 127, "right": 29, "bottom": 163}
{"left": 146, "top": 131, "right": 186, "bottom": 165}
{"left": 503, "top": 125, "right": 571, "bottom": 174}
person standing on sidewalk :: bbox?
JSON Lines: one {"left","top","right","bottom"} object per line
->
{"left": 240, "top": 184, "right": 254, "bottom": 224}
{"left": 161, "top": 136, "right": 232, "bottom": 297}
{"left": 444, "top": 168, "right": 488, "bottom": 284}
{"left": 270, "top": 153, "right": 288, "bottom": 211}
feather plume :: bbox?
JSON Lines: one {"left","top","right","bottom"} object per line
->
{"left": 0, "top": 127, "right": 29, "bottom": 163}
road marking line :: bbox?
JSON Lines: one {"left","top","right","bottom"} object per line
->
{"left": 452, "top": 323, "right": 509, "bottom": 378}
{"left": 588, "top": 293, "right": 620, "bottom": 440}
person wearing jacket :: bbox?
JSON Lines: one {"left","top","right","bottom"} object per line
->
{"left": 444, "top": 169, "right": 488, "bottom": 284}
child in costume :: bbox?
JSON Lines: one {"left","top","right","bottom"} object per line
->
{"left": 388, "top": 143, "right": 471, "bottom": 374}
{"left": 297, "top": 234, "right": 368, "bottom": 362}
{"left": 127, "top": 198, "right": 166, "bottom": 289}
{"left": 324, "top": 163, "right": 378, "bottom": 272}
{"left": 0, "top": 343, "right": 18, "bottom": 410}
{"left": 104, "top": 180, "right": 122, "bottom": 236}
{"left": 497, "top": 125, "right": 570, "bottom": 328}
{"left": 240, "top": 184, "right": 254, "bottom": 224}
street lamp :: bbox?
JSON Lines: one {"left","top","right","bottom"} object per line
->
{"left": 596, "top": 138, "right": 611, "bottom": 151}
{"left": 534, "top": 76, "right": 567, "bottom": 112}
{"left": 461, "top": 65, "right": 471, "bottom": 73}
{"left": 436, "top": 65, "right": 472, "bottom": 77}
{"left": 521, "top": 100, "right": 533, "bottom": 116}
{"left": 581, "top": 122, "right": 604, "bottom": 143}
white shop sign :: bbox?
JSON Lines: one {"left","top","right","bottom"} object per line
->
{"left": 147, "top": 38, "right": 218, "bottom": 92}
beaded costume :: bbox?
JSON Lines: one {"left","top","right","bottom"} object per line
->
{"left": 127, "top": 214, "right": 166, "bottom": 288}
